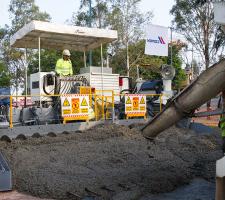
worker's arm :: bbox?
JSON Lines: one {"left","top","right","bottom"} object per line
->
{"left": 55, "top": 59, "right": 61, "bottom": 75}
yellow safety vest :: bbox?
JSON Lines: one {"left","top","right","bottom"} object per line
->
{"left": 55, "top": 58, "right": 73, "bottom": 76}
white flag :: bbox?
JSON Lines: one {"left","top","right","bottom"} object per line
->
{"left": 145, "top": 24, "right": 168, "bottom": 57}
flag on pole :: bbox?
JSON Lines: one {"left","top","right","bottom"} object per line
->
{"left": 145, "top": 24, "right": 168, "bottom": 57}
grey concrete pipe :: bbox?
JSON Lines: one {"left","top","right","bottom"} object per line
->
{"left": 142, "top": 59, "right": 225, "bottom": 139}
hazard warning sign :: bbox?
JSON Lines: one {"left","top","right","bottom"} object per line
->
{"left": 133, "top": 97, "right": 139, "bottom": 111}
{"left": 81, "top": 98, "right": 88, "bottom": 106}
{"left": 61, "top": 94, "right": 90, "bottom": 119}
{"left": 125, "top": 94, "right": 146, "bottom": 116}
{"left": 63, "top": 98, "right": 70, "bottom": 107}
{"left": 126, "top": 96, "right": 131, "bottom": 104}
{"left": 72, "top": 98, "right": 80, "bottom": 113}
{"left": 140, "top": 97, "right": 145, "bottom": 104}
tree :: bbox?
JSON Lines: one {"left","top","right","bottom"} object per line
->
{"left": 192, "top": 59, "right": 200, "bottom": 79}
{"left": 72, "top": 0, "right": 109, "bottom": 28}
{"left": 108, "top": 0, "right": 152, "bottom": 76}
{"left": 28, "top": 50, "right": 60, "bottom": 75}
{"left": 71, "top": 0, "right": 152, "bottom": 74}
{"left": 0, "top": 27, "right": 11, "bottom": 88}
{"left": 168, "top": 44, "right": 187, "bottom": 89}
{"left": 71, "top": 0, "right": 186, "bottom": 88}
{"left": 170, "top": 0, "right": 225, "bottom": 70}
{"left": 1, "top": 0, "right": 51, "bottom": 94}
{"left": 111, "top": 39, "right": 186, "bottom": 89}
{"left": 108, "top": 0, "right": 152, "bottom": 47}
{"left": 0, "top": 61, "right": 10, "bottom": 87}
{"left": 9, "top": 0, "right": 50, "bottom": 34}
{"left": 171, "top": 0, "right": 225, "bottom": 108}
{"left": 70, "top": 0, "right": 110, "bottom": 67}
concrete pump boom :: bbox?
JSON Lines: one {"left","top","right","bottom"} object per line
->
{"left": 142, "top": 59, "right": 225, "bottom": 139}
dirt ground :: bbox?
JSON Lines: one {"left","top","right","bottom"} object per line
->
{"left": 0, "top": 124, "right": 223, "bottom": 200}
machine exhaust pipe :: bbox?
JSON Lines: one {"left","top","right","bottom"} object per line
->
{"left": 142, "top": 59, "right": 225, "bottom": 139}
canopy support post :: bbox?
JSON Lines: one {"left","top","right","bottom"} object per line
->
{"left": 24, "top": 48, "right": 28, "bottom": 107}
{"left": 84, "top": 51, "right": 87, "bottom": 68}
{"left": 38, "top": 36, "right": 41, "bottom": 107}
{"left": 38, "top": 36, "right": 41, "bottom": 72}
{"left": 101, "top": 43, "right": 104, "bottom": 95}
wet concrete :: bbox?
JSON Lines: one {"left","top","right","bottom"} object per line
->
{"left": 141, "top": 178, "right": 215, "bottom": 200}
{"left": 0, "top": 124, "right": 221, "bottom": 199}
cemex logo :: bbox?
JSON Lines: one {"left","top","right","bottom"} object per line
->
{"left": 147, "top": 36, "right": 166, "bottom": 44}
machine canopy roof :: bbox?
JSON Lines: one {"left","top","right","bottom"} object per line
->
{"left": 10, "top": 20, "right": 118, "bottom": 51}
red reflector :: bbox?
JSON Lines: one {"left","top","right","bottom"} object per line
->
{"left": 119, "top": 78, "right": 123, "bottom": 86}
{"left": 91, "top": 87, "right": 96, "bottom": 94}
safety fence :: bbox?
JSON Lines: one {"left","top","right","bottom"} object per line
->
{"left": 0, "top": 89, "right": 165, "bottom": 129}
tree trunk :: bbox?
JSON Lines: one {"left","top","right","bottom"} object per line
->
{"left": 204, "top": 18, "right": 211, "bottom": 117}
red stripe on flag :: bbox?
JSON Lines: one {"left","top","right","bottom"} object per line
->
{"left": 160, "top": 37, "right": 165, "bottom": 44}
{"left": 158, "top": 36, "right": 163, "bottom": 44}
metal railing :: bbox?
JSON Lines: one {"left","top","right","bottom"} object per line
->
{"left": 0, "top": 92, "right": 164, "bottom": 129}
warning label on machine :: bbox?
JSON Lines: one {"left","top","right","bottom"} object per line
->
{"left": 125, "top": 94, "right": 146, "bottom": 116}
{"left": 72, "top": 98, "right": 80, "bottom": 113}
{"left": 126, "top": 96, "right": 132, "bottom": 104}
{"left": 81, "top": 98, "right": 88, "bottom": 106}
{"left": 63, "top": 98, "right": 70, "bottom": 107}
{"left": 61, "top": 94, "right": 89, "bottom": 119}
{"left": 63, "top": 109, "right": 71, "bottom": 115}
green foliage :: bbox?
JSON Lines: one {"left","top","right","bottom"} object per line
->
{"left": 0, "top": 61, "right": 11, "bottom": 87}
{"left": 0, "top": 0, "right": 52, "bottom": 92}
{"left": 71, "top": 0, "right": 152, "bottom": 65}
{"left": 168, "top": 45, "right": 186, "bottom": 89}
{"left": 111, "top": 39, "right": 186, "bottom": 88}
{"left": 72, "top": 0, "right": 109, "bottom": 28}
{"left": 9, "top": 0, "right": 51, "bottom": 34}
{"left": 2, "top": 0, "right": 187, "bottom": 93}
{"left": 28, "top": 50, "right": 60, "bottom": 74}
{"left": 28, "top": 45, "right": 108, "bottom": 75}
{"left": 170, "top": 0, "right": 225, "bottom": 69}
{"left": 108, "top": 0, "right": 152, "bottom": 47}
{"left": 71, "top": 0, "right": 109, "bottom": 68}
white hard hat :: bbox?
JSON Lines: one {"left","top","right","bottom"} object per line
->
{"left": 62, "top": 49, "right": 71, "bottom": 56}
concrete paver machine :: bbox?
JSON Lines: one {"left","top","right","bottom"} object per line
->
{"left": 7, "top": 20, "right": 120, "bottom": 126}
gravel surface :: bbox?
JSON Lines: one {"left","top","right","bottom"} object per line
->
{"left": 140, "top": 178, "right": 215, "bottom": 200}
{"left": 0, "top": 124, "right": 222, "bottom": 200}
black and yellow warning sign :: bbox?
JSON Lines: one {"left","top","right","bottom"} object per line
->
{"left": 140, "top": 106, "right": 146, "bottom": 111}
{"left": 126, "top": 106, "right": 132, "bottom": 111}
{"left": 81, "top": 108, "right": 88, "bottom": 113}
{"left": 81, "top": 98, "right": 88, "bottom": 106}
{"left": 125, "top": 95, "right": 146, "bottom": 117}
{"left": 140, "top": 97, "right": 145, "bottom": 104}
{"left": 126, "top": 96, "right": 131, "bottom": 104}
{"left": 63, "top": 98, "right": 70, "bottom": 107}
{"left": 63, "top": 109, "right": 71, "bottom": 114}
{"left": 61, "top": 95, "right": 90, "bottom": 120}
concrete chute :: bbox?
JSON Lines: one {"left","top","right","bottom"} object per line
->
{"left": 142, "top": 59, "right": 225, "bottom": 139}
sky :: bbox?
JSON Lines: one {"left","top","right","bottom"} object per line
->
{"left": 0, "top": 0, "right": 175, "bottom": 27}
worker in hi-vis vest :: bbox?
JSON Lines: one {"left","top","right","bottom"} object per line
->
{"left": 55, "top": 49, "right": 73, "bottom": 76}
